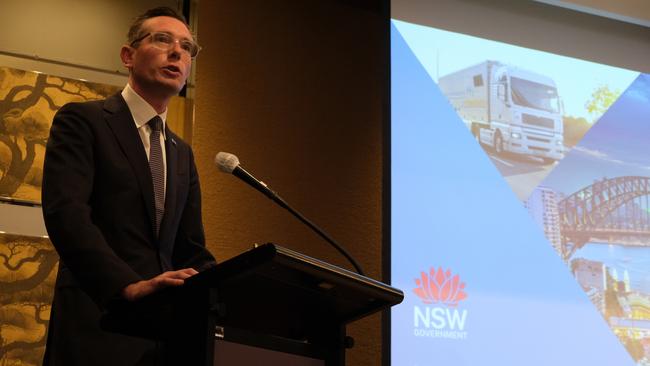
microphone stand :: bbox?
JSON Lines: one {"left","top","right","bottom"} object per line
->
{"left": 234, "top": 166, "right": 365, "bottom": 276}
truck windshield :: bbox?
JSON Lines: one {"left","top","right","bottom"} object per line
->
{"left": 510, "top": 77, "right": 559, "bottom": 113}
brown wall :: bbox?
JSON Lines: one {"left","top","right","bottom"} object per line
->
{"left": 194, "top": 1, "right": 388, "bottom": 365}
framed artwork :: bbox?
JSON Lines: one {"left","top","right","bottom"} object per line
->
{"left": 0, "top": 66, "right": 121, "bottom": 204}
{"left": 0, "top": 233, "right": 57, "bottom": 366}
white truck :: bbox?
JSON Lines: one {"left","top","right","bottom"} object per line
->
{"left": 438, "top": 61, "right": 564, "bottom": 163}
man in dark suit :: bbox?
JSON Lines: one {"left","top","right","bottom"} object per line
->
{"left": 41, "top": 7, "right": 215, "bottom": 365}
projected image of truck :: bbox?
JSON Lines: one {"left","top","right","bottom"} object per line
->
{"left": 438, "top": 61, "right": 564, "bottom": 165}
{"left": 394, "top": 22, "right": 639, "bottom": 201}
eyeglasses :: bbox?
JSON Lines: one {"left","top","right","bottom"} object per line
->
{"left": 131, "top": 32, "right": 201, "bottom": 58}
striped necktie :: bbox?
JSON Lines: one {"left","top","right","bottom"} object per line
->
{"left": 148, "top": 116, "right": 165, "bottom": 237}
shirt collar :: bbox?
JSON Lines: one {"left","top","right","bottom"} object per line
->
{"left": 121, "top": 83, "right": 168, "bottom": 139}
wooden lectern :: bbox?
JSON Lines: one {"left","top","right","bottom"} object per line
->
{"left": 102, "top": 243, "right": 403, "bottom": 365}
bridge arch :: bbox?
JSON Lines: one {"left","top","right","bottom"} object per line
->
{"left": 558, "top": 176, "right": 650, "bottom": 257}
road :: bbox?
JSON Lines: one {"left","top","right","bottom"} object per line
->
{"left": 485, "top": 150, "right": 558, "bottom": 201}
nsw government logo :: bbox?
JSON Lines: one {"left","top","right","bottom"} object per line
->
{"left": 412, "top": 267, "right": 468, "bottom": 340}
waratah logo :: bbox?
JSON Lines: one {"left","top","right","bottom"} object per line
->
{"left": 414, "top": 267, "right": 467, "bottom": 307}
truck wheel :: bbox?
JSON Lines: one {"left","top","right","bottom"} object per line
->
{"left": 494, "top": 132, "right": 504, "bottom": 155}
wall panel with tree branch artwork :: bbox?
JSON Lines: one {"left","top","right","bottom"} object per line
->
{"left": 0, "top": 233, "right": 57, "bottom": 366}
{"left": 0, "top": 66, "right": 121, "bottom": 203}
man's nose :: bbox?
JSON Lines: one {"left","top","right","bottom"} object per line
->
{"left": 168, "top": 42, "right": 183, "bottom": 59}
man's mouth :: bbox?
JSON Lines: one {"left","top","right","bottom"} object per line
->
{"left": 162, "top": 65, "right": 181, "bottom": 75}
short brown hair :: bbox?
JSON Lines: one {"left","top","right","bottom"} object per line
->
{"left": 127, "top": 6, "right": 190, "bottom": 45}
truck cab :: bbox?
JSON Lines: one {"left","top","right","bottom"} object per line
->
{"left": 490, "top": 64, "right": 564, "bottom": 163}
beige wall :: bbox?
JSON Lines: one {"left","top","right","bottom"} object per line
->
{"left": 0, "top": 0, "right": 179, "bottom": 81}
{"left": 194, "top": 1, "right": 387, "bottom": 365}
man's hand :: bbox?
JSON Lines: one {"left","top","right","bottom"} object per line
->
{"left": 121, "top": 268, "right": 198, "bottom": 301}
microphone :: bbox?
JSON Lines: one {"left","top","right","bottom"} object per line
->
{"left": 214, "top": 152, "right": 364, "bottom": 275}
{"left": 215, "top": 152, "right": 287, "bottom": 208}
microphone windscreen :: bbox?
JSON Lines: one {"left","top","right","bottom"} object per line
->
{"left": 215, "top": 152, "right": 240, "bottom": 173}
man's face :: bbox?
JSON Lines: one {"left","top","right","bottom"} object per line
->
{"left": 123, "top": 16, "right": 194, "bottom": 98}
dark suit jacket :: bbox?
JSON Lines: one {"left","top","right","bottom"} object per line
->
{"left": 41, "top": 93, "right": 216, "bottom": 366}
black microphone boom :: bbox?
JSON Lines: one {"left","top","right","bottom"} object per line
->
{"left": 233, "top": 165, "right": 287, "bottom": 207}
{"left": 214, "top": 152, "right": 364, "bottom": 275}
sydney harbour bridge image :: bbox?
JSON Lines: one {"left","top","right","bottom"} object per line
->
{"left": 558, "top": 176, "right": 650, "bottom": 260}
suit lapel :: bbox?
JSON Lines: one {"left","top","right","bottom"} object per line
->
{"left": 103, "top": 95, "right": 156, "bottom": 239}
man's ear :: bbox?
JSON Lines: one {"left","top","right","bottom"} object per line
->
{"left": 120, "top": 45, "right": 134, "bottom": 69}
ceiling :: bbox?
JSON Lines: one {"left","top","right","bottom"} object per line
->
{"left": 534, "top": 0, "right": 650, "bottom": 27}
